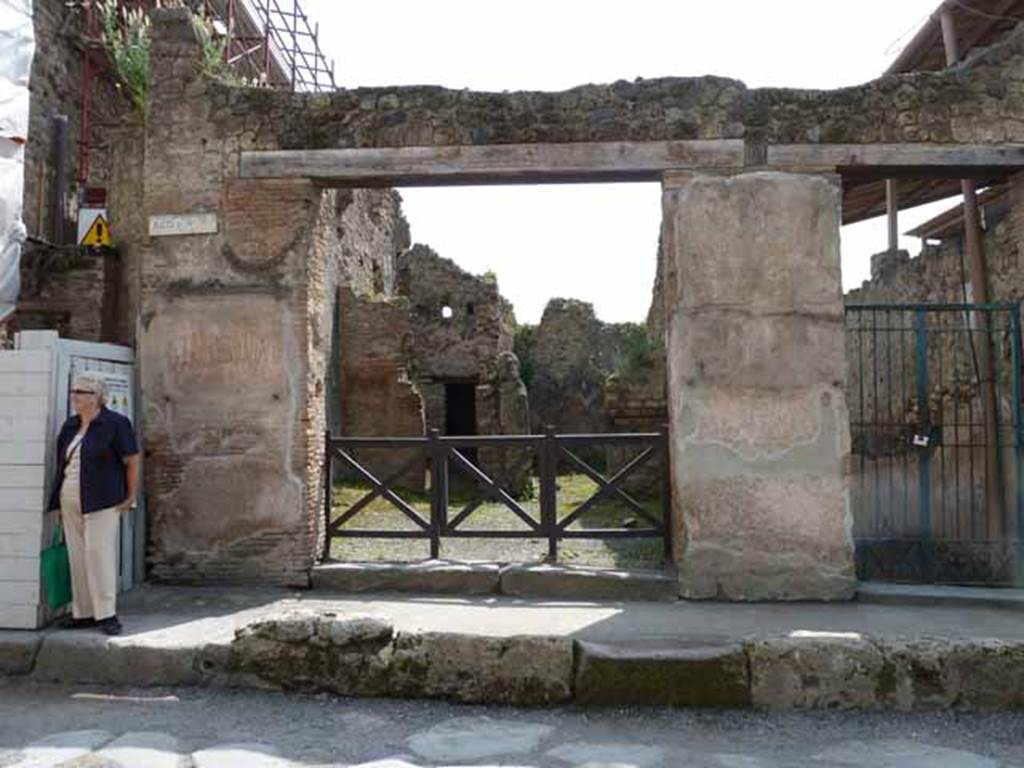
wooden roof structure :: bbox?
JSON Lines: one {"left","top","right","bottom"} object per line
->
{"left": 885, "top": 0, "right": 1024, "bottom": 75}
{"left": 904, "top": 183, "right": 1010, "bottom": 239}
{"left": 841, "top": 0, "right": 1024, "bottom": 224}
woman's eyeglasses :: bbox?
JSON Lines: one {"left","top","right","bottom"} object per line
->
{"left": 70, "top": 389, "right": 96, "bottom": 395}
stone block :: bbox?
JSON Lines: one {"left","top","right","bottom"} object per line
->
{"left": 387, "top": 632, "right": 573, "bottom": 705}
{"left": 31, "top": 630, "right": 210, "bottom": 686}
{"left": 226, "top": 607, "right": 572, "bottom": 705}
{"left": 748, "top": 633, "right": 886, "bottom": 710}
{"left": 676, "top": 472, "right": 855, "bottom": 601}
{"left": 879, "top": 638, "right": 1024, "bottom": 711}
{"left": 0, "top": 631, "right": 41, "bottom": 674}
{"left": 673, "top": 312, "right": 846, "bottom": 390}
{"left": 312, "top": 561, "right": 501, "bottom": 595}
{"left": 500, "top": 564, "right": 678, "bottom": 602}
{"left": 575, "top": 640, "right": 750, "bottom": 708}
{"left": 663, "top": 171, "right": 842, "bottom": 312}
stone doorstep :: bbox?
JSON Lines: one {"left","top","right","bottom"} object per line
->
{"left": 312, "top": 561, "right": 680, "bottom": 602}
{"left": 13, "top": 615, "right": 1024, "bottom": 711}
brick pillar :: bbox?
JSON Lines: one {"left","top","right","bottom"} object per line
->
{"left": 139, "top": 9, "right": 324, "bottom": 585}
{"left": 662, "top": 171, "right": 855, "bottom": 600}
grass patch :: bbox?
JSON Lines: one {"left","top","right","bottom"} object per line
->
{"left": 329, "top": 472, "right": 667, "bottom": 569}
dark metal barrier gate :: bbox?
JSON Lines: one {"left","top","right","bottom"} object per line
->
{"left": 846, "top": 303, "right": 1024, "bottom": 584}
{"left": 322, "top": 428, "right": 672, "bottom": 562}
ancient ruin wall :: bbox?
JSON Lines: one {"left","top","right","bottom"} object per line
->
{"left": 20, "top": 0, "right": 144, "bottom": 345}
{"left": 131, "top": 6, "right": 1024, "bottom": 588}
{"left": 202, "top": 22, "right": 1024, "bottom": 154}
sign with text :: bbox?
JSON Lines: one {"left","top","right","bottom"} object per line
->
{"left": 148, "top": 213, "right": 218, "bottom": 237}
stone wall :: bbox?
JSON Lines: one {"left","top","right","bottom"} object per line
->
{"left": 337, "top": 287, "right": 425, "bottom": 490}
{"left": 17, "top": 243, "right": 115, "bottom": 341}
{"left": 20, "top": 0, "right": 143, "bottom": 345}
{"left": 396, "top": 244, "right": 529, "bottom": 492}
{"left": 205, "top": 22, "right": 1024, "bottom": 154}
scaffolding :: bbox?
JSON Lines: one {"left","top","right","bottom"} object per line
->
{"left": 77, "top": 0, "right": 336, "bottom": 182}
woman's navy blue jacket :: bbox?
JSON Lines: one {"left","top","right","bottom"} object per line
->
{"left": 48, "top": 407, "right": 139, "bottom": 514}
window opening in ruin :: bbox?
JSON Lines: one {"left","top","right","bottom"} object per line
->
{"left": 440, "top": 305, "right": 454, "bottom": 320}
{"left": 465, "top": 302, "right": 475, "bottom": 316}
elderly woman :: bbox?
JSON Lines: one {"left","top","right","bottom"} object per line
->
{"left": 47, "top": 375, "right": 140, "bottom": 636}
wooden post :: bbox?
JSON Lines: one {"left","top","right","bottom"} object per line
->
{"left": 321, "top": 430, "right": 332, "bottom": 561}
{"left": 886, "top": 179, "right": 898, "bottom": 251}
{"left": 660, "top": 423, "right": 673, "bottom": 560}
{"left": 940, "top": 4, "right": 1004, "bottom": 536}
{"left": 428, "top": 428, "right": 445, "bottom": 559}
{"left": 540, "top": 425, "right": 558, "bottom": 561}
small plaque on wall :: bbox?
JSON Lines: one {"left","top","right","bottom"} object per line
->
{"left": 148, "top": 213, "right": 218, "bottom": 237}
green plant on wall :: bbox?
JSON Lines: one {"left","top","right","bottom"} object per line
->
{"left": 98, "top": 0, "right": 250, "bottom": 116}
{"left": 98, "top": 0, "right": 151, "bottom": 112}
{"left": 616, "top": 323, "right": 656, "bottom": 376}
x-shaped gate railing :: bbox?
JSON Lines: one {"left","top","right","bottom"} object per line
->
{"left": 322, "top": 428, "right": 671, "bottom": 561}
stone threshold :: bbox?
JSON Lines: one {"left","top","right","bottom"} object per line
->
{"left": 313, "top": 561, "right": 1024, "bottom": 611}
{"left": 312, "top": 560, "right": 681, "bottom": 602}
{"left": 857, "top": 581, "right": 1024, "bottom": 611}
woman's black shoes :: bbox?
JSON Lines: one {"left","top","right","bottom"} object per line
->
{"left": 97, "top": 616, "right": 122, "bottom": 636}
{"left": 61, "top": 616, "right": 96, "bottom": 629}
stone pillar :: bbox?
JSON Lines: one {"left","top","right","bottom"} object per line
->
{"left": 662, "top": 171, "right": 855, "bottom": 601}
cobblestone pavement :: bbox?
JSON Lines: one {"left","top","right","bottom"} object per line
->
{"left": 1, "top": 681, "right": 1023, "bottom": 767}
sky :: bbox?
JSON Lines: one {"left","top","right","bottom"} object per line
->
{"left": 302, "top": 0, "right": 952, "bottom": 324}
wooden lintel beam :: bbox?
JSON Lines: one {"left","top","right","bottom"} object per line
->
{"left": 767, "top": 143, "right": 1024, "bottom": 172}
{"left": 241, "top": 141, "right": 1024, "bottom": 187}
{"left": 239, "top": 140, "right": 747, "bottom": 185}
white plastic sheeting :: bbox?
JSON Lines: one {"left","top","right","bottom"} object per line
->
{"left": 0, "top": 0, "right": 34, "bottom": 321}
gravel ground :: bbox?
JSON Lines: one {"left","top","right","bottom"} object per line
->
{"left": 1, "top": 680, "right": 1023, "bottom": 767}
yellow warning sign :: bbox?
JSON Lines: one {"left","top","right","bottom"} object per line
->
{"left": 80, "top": 214, "right": 112, "bottom": 246}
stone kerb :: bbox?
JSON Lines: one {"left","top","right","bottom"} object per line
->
{"left": 662, "top": 171, "right": 855, "bottom": 601}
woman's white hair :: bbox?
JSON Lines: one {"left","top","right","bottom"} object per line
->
{"left": 71, "top": 375, "right": 109, "bottom": 406}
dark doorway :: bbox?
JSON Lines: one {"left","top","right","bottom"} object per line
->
{"left": 445, "top": 382, "right": 477, "bottom": 436}
{"left": 445, "top": 382, "right": 478, "bottom": 477}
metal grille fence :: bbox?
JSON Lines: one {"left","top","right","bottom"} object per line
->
{"left": 846, "top": 303, "right": 1023, "bottom": 584}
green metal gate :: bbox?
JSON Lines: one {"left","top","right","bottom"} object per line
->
{"left": 846, "top": 303, "right": 1024, "bottom": 585}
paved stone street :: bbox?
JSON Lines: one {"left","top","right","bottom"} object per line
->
{"left": 1, "top": 681, "right": 1022, "bottom": 767}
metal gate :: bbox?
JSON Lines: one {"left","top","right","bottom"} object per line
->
{"left": 846, "top": 303, "right": 1023, "bottom": 584}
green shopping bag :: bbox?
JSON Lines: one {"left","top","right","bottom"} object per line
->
{"left": 41, "top": 523, "right": 72, "bottom": 611}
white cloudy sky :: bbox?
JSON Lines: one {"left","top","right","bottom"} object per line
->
{"left": 302, "top": 0, "right": 951, "bottom": 324}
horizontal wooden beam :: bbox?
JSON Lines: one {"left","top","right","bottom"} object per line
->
{"left": 240, "top": 141, "right": 1024, "bottom": 187}
{"left": 767, "top": 143, "right": 1024, "bottom": 174}
{"left": 239, "top": 140, "right": 747, "bottom": 186}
